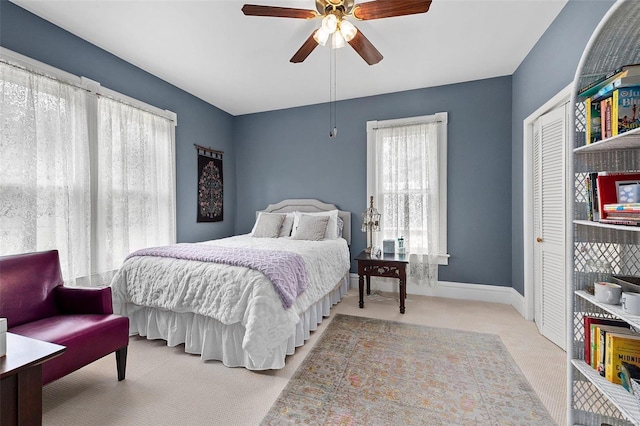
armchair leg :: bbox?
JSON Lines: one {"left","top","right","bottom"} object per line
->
{"left": 116, "top": 346, "right": 127, "bottom": 381}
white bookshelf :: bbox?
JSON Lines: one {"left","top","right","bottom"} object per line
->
{"left": 574, "top": 220, "right": 640, "bottom": 233}
{"left": 568, "top": 1, "right": 640, "bottom": 425}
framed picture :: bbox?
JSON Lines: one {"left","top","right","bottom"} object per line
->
{"left": 195, "top": 144, "right": 223, "bottom": 222}
{"left": 616, "top": 180, "right": 640, "bottom": 203}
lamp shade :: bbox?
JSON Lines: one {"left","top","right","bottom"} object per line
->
{"left": 331, "top": 31, "right": 346, "bottom": 49}
{"left": 314, "top": 27, "right": 330, "bottom": 46}
{"left": 339, "top": 20, "right": 357, "bottom": 42}
{"left": 322, "top": 14, "right": 338, "bottom": 34}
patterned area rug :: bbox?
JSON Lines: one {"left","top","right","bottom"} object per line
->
{"left": 261, "top": 314, "right": 554, "bottom": 425}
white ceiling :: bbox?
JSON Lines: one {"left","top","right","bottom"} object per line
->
{"left": 11, "top": 0, "right": 568, "bottom": 116}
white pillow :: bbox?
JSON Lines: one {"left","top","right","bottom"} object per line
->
{"left": 292, "top": 210, "right": 339, "bottom": 240}
{"left": 251, "top": 212, "right": 285, "bottom": 238}
{"left": 291, "top": 214, "right": 329, "bottom": 241}
{"left": 279, "top": 213, "right": 295, "bottom": 237}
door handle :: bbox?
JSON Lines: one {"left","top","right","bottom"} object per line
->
{"left": 536, "top": 237, "right": 543, "bottom": 243}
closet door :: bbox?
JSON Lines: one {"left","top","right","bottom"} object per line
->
{"left": 533, "top": 103, "right": 568, "bottom": 350}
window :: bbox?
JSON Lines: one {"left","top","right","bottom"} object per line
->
{"left": 0, "top": 48, "right": 176, "bottom": 286}
{"left": 366, "top": 113, "right": 448, "bottom": 286}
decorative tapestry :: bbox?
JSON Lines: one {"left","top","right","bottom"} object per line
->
{"left": 195, "top": 144, "right": 223, "bottom": 222}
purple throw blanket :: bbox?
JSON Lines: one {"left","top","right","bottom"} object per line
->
{"left": 126, "top": 244, "right": 308, "bottom": 309}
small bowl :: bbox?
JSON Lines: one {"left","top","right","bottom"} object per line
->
{"left": 594, "top": 281, "right": 622, "bottom": 304}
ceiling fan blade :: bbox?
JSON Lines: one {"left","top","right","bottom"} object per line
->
{"left": 352, "top": 0, "right": 432, "bottom": 20}
{"left": 242, "top": 4, "right": 318, "bottom": 19}
{"left": 290, "top": 32, "right": 319, "bottom": 63}
{"left": 348, "top": 29, "right": 383, "bottom": 65}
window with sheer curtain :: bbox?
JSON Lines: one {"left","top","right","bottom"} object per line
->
{"left": 0, "top": 52, "right": 176, "bottom": 286}
{"left": 366, "top": 113, "right": 448, "bottom": 286}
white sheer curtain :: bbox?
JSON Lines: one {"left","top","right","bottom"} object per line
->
{"left": 96, "top": 96, "right": 176, "bottom": 279}
{"left": 1, "top": 56, "right": 176, "bottom": 286}
{"left": 374, "top": 122, "right": 440, "bottom": 286}
{"left": 0, "top": 61, "right": 91, "bottom": 281}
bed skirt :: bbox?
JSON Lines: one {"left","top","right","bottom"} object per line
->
{"left": 123, "top": 274, "right": 349, "bottom": 370}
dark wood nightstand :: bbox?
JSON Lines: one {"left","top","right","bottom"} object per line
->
{"left": 1, "top": 333, "right": 65, "bottom": 426}
{"left": 355, "top": 250, "right": 409, "bottom": 314}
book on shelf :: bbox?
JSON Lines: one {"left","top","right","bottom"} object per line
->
{"left": 604, "top": 212, "right": 640, "bottom": 221}
{"left": 592, "top": 75, "right": 640, "bottom": 101}
{"left": 578, "top": 63, "right": 640, "bottom": 99}
{"left": 597, "top": 172, "right": 640, "bottom": 221}
{"left": 584, "top": 316, "right": 627, "bottom": 365}
{"left": 589, "top": 87, "right": 640, "bottom": 140}
{"left": 592, "top": 324, "right": 601, "bottom": 369}
{"left": 599, "top": 218, "right": 640, "bottom": 226}
{"left": 585, "top": 97, "right": 602, "bottom": 144}
{"left": 611, "top": 86, "right": 640, "bottom": 136}
{"left": 601, "top": 96, "right": 613, "bottom": 140}
{"left": 603, "top": 206, "right": 640, "bottom": 220}
{"left": 585, "top": 176, "right": 594, "bottom": 221}
{"left": 596, "top": 324, "right": 635, "bottom": 376}
{"left": 589, "top": 172, "right": 600, "bottom": 221}
{"left": 605, "top": 331, "right": 640, "bottom": 384}
{"left": 579, "top": 64, "right": 640, "bottom": 144}
{"left": 603, "top": 203, "right": 640, "bottom": 212}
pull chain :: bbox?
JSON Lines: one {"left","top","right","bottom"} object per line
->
{"left": 329, "top": 47, "right": 337, "bottom": 138}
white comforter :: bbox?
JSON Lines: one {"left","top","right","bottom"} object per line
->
{"left": 111, "top": 235, "right": 350, "bottom": 363}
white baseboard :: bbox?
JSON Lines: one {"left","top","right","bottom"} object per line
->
{"left": 349, "top": 273, "right": 528, "bottom": 319}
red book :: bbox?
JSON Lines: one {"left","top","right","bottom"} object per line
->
{"left": 597, "top": 172, "right": 640, "bottom": 220}
{"left": 599, "top": 218, "right": 640, "bottom": 226}
{"left": 584, "top": 316, "right": 627, "bottom": 366}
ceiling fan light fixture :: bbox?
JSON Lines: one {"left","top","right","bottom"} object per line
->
{"left": 339, "top": 20, "right": 357, "bottom": 42}
{"left": 314, "top": 27, "right": 330, "bottom": 46}
{"left": 322, "top": 14, "right": 338, "bottom": 34}
{"left": 331, "top": 31, "right": 346, "bottom": 49}
{"left": 243, "top": 0, "right": 433, "bottom": 65}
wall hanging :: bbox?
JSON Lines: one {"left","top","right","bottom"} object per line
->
{"left": 195, "top": 144, "right": 223, "bottom": 222}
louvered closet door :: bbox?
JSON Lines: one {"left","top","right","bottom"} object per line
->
{"left": 533, "top": 104, "right": 567, "bottom": 350}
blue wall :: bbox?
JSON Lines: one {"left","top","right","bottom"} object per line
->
{"left": 510, "top": 0, "right": 614, "bottom": 295}
{"left": 0, "top": 0, "right": 236, "bottom": 244}
{"left": 234, "top": 77, "right": 514, "bottom": 285}
{"left": 1, "top": 0, "right": 618, "bottom": 291}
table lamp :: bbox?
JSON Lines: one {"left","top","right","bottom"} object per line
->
{"left": 361, "top": 195, "right": 381, "bottom": 253}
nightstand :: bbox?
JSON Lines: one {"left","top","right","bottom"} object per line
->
{"left": 0, "top": 333, "right": 65, "bottom": 425}
{"left": 355, "top": 250, "right": 409, "bottom": 314}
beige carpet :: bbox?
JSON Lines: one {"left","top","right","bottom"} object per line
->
{"left": 42, "top": 289, "right": 566, "bottom": 425}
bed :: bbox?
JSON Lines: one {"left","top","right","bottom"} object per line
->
{"left": 110, "top": 199, "right": 351, "bottom": 370}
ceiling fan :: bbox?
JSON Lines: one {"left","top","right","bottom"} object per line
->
{"left": 241, "top": 0, "right": 432, "bottom": 65}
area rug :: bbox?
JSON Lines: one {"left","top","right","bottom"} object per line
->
{"left": 261, "top": 314, "right": 554, "bottom": 425}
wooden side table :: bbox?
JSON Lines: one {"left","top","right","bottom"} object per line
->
{"left": 355, "top": 250, "right": 409, "bottom": 314}
{"left": 0, "top": 333, "right": 66, "bottom": 426}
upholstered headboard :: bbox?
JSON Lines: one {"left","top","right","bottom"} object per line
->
{"left": 259, "top": 199, "right": 351, "bottom": 245}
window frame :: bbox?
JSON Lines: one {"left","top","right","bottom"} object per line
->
{"left": 366, "top": 112, "right": 449, "bottom": 265}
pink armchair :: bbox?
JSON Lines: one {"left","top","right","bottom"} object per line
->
{"left": 0, "top": 250, "right": 129, "bottom": 384}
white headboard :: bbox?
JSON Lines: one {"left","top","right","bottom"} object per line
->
{"left": 259, "top": 199, "right": 351, "bottom": 245}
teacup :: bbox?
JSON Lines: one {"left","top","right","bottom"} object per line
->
{"left": 594, "top": 281, "right": 622, "bottom": 304}
{"left": 621, "top": 292, "right": 640, "bottom": 315}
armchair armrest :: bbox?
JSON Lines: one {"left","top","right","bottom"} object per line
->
{"left": 55, "top": 286, "right": 114, "bottom": 315}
